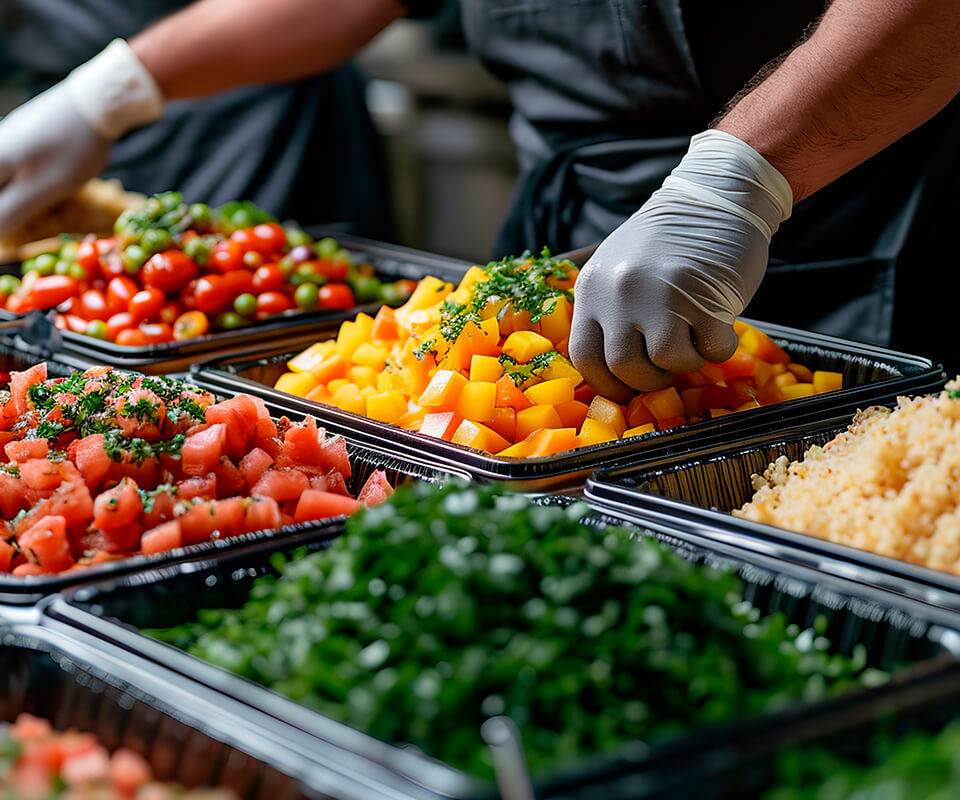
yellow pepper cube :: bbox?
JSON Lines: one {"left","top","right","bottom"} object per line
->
{"left": 418, "top": 370, "right": 469, "bottom": 411}
{"left": 515, "top": 404, "right": 564, "bottom": 440}
{"left": 347, "top": 365, "right": 379, "bottom": 389}
{"left": 376, "top": 370, "right": 403, "bottom": 392}
{"left": 813, "top": 370, "right": 843, "bottom": 394}
{"left": 523, "top": 377, "right": 576, "bottom": 406}
{"left": 395, "top": 276, "right": 453, "bottom": 327}
{"left": 623, "top": 423, "right": 656, "bottom": 438}
{"left": 287, "top": 340, "right": 336, "bottom": 373}
{"left": 772, "top": 372, "right": 798, "bottom": 388}
{"left": 451, "top": 420, "right": 510, "bottom": 453}
{"left": 327, "top": 378, "right": 350, "bottom": 394}
{"left": 456, "top": 265, "right": 488, "bottom": 293}
{"left": 640, "top": 387, "right": 684, "bottom": 422}
{"left": 780, "top": 382, "right": 815, "bottom": 401}
{"left": 498, "top": 427, "right": 577, "bottom": 458}
{"left": 274, "top": 371, "right": 319, "bottom": 398}
{"left": 352, "top": 342, "right": 389, "bottom": 369}
{"left": 709, "top": 408, "right": 732, "bottom": 418}
{"left": 788, "top": 363, "right": 813, "bottom": 382}
{"left": 535, "top": 352, "right": 582, "bottom": 385}
{"left": 536, "top": 295, "right": 572, "bottom": 346}
{"left": 456, "top": 381, "right": 497, "bottom": 423}
{"left": 470, "top": 354, "right": 503, "bottom": 383}
{"left": 577, "top": 417, "right": 618, "bottom": 447}
{"left": 331, "top": 383, "right": 365, "bottom": 415}
{"left": 586, "top": 396, "right": 627, "bottom": 436}
{"left": 366, "top": 390, "right": 408, "bottom": 424}
{"left": 502, "top": 330, "right": 553, "bottom": 363}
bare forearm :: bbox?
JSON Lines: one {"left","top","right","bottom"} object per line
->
{"left": 717, "top": 0, "right": 960, "bottom": 203}
{"left": 131, "top": 0, "right": 407, "bottom": 100}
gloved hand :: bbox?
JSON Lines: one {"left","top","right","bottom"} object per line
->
{"left": 0, "top": 39, "right": 165, "bottom": 237}
{"left": 568, "top": 129, "right": 793, "bottom": 402}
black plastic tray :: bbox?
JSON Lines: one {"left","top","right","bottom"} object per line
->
{"left": 191, "top": 319, "right": 945, "bottom": 492}
{"left": 45, "top": 500, "right": 960, "bottom": 800}
{"left": 0, "top": 358, "right": 460, "bottom": 604}
{"left": 585, "top": 413, "right": 960, "bottom": 618}
{"left": 3, "top": 233, "right": 472, "bottom": 374}
{"left": 0, "top": 621, "right": 428, "bottom": 799}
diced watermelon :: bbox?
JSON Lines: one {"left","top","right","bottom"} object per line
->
{"left": 282, "top": 416, "right": 325, "bottom": 465}
{"left": 92, "top": 478, "right": 143, "bottom": 530}
{"left": 140, "top": 521, "right": 182, "bottom": 556}
{"left": 177, "top": 473, "right": 217, "bottom": 500}
{"left": 212, "top": 457, "right": 246, "bottom": 498}
{"left": 19, "top": 458, "right": 65, "bottom": 491}
{"left": 241, "top": 497, "right": 282, "bottom": 533}
{"left": 12, "top": 563, "right": 48, "bottom": 576}
{"left": 252, "top": 469, "right": 310, "bottom": 503}
{"left": 204, "top": 396, "right": 259, "bottom": 459}
{"left": 109, "top": 749, "right": 152, "bottom": 795}
{"left": 80, "top": 523, "right": 143, "bottom": 555}
{"left": 10, "top": 363, "right": 46, "bottom": 417}
{"left": 324, "top": 468, "right": 350, "bottom": 497}
{"left": 181, "top": 423, "right": 226, "bottom": 477}
{"left": 141, "top": 489, "right": 177, "bottom": 531}
{"left": 357, "top": 470, "right": 395, "bottom": 507}
{"left": 0, "top": 539, "right": 13, "bottom": 572}
{"left": 18, "top": 515, "right": 73, "bottom": 572}
{"left": 318, "top": 436, "right": 351, "bottom": 479}
{"left": 294, "top": 489, "right": 361, "bottom": 523}
{"left": 0, "top": 473, "right": 28, "bottom": 518}
{"left": 238, "top": 447, "right": 273, "bottom": 489}
{"left": 179, "top": 497, "right": 247, "bottom": 546}
{"left": 106, "top": 455, "right": 161, "bottom": 491}
{"left": 71, "top": 434, "right": 112, "bottom": 491}
{"left": 5, "top": 439, "right": 49, "bottom": 464}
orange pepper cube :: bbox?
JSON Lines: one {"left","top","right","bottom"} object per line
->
{"left": 370, "top": 305, "right": 399, "bottom": 341}
{"left": 640, "top": 387, "right": 684, "bottom": 421}
{"left": 625, "top": 395, "right": 655, "bottom": 428}
{"left": 487, "top": 406, "right": 517, "bottom": 442}
{"left": 554, "top": 399, "right": 589, "bottom": 430}
{"left": 502, "top": 330, "right": 553, "bottom": 363}
{"left": 537, "top": 296, "right": 572, "bottom": 345}
{"left": 523, "top": 377, "right": 575, "bottom": 406}
{"left": 516, "top": 405, "right": 564, "bottom": 440}
{"left": 813, "top": 370, "right": 843, "bottom": 394}
{"left": 451, "top": 420, "right": 511, "bottom": 453}
{"left": 577, "top": 418, "right": 618, "bottom": 447}
{"left": 624, "top": 423, "right": 656, "bottom": 438}
{"left": 788, "top": 363, "right": 813, "bottom": 382}
{"left": 366, "top": 390, "right": 408, "bottom": 424}
{"left": 780, "top": 382, "right": 815, "bottom": 401}
{"left": 498, "top": 427, "right": 577, "bottom": 458}
{"left": 456, "top": 381, "right": 497, "bottom": 423}
{"left": 470, "top": 354, "right": 503, "bottom": 383}
{"left": 586, "top": 396, "right": 627, "bottom": 436}
{"left": 418, "top": 370, "right": 469, "bottom": 410}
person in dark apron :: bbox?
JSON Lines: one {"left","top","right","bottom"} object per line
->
{"left": 0, "top": 0, "right": 394, "bottom": 239}
{"left": 0, "top": 0, "right": 956, "bottom": 376}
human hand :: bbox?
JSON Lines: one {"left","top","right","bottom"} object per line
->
{"left": 568, "top": 130, "right": 793, "bottom": 402}
{"left": 0, "top": 40, "right": 164, "bottom": 237}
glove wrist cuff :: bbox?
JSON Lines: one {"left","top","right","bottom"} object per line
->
{"left": 63, "top": 39, "right": 165, "bottom": 141}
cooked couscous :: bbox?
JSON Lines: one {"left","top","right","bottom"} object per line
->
{"left": 736, "top": 381, "right": 960, "bottom": 574}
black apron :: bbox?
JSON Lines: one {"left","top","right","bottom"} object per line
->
{"left": 462, "top": 0, "right": 960, "bottom": 362}
{"left": 0, "top": 0, "right": 394, "bottom": 240}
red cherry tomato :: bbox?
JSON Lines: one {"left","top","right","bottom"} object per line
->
{"left": 220, "top": 269, "right": 255, "bottom": 298}
{"left": 158, "top": 300, "right": 183, "bottom": 325}
{"left": 208, "top": 240, "right": 245, "bottom": 273}
{"left": 62, "top": 314, "right": 89, "bottom": 334}
{"left": 75, "top": 240, "right": 102, "bottom": 275}
{"left": 106, "top": 276, "right": 139, "bottom": 316}
{"left": 179, "top": 279, "right": 199, "bottom": 310}
{"left": 26, "top": 276, "right": 80, "bottom": 310}
{"left": 78, "top": 289, "right": 110, "bottom": 322}
{"left": 251, "top": 264, "right": 285, "bottom": 294}
{"left": 173, "top": 310, "right": 210, "bottom": 341}
{"left": 180, "top": 230, "right": 199, "bottom": 242}
{"left": 128, "top": 287, "right": 166, "bottom": 323}
{"left": 395, "top": 279, "right": 418, "bottom": 298}
{"left": 192, "top": 275, "right": 231, "bottom": 315}
{"left": 106, "top": 312, "right": 136, "bottom": 341}
{"left": 312, "top": 259, "right": 350, "bottom": 282}
{"left": 230, "top": 228, "right": 256, "bottom": 249}
{"left": 138, "top": 322, "right": 174, "bottom": 344}
{"left": 116, "top": 328, "right": 150, "bottom": 347}
{"left": 142, "top": 250, "right": 198, "bottom": 292}
{"left": 256, "top": 291, "right": 294, "bottom": 316}
{"left": 319, "top": 283, "right": 356, "bottom": 310}
{"left": 250, "top": 223, "right": 287, "bottom": 256}
{"left": 99, "top": 251, "right": 126, "bottom": 279}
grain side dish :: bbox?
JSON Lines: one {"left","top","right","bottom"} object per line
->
{"left": 737, "top": 381, "right": 960, "bottom": 574}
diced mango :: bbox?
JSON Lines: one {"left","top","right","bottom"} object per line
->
{"left": 680, "top": 388, "right": 704, "bottom": 420}
{"left": 347, "top": 365, "right": 379, "bottom": 389}
{"left": 587, "top": 396, "right": 627, "bottom": 437}
{"left": 657, "top": 415, "right": 687, "bottom": 430}
{"left": 420, "top": 411, "right": 463, "bottom": 441}
{"left": 623, "top": 423, "right": 656, "bottom": 438}
{"left": 554, "top": 399, "right": 589, "bottom": 430}
{"left": 306, "top": 384, "right": 332, "bottom": 404}
{"left": 502, "top": 330, "right": 553, "bottom": 363}
{"left": 577, "top": 418, "right": 618, "bottom": 447}
{"left": 418, "top": 370, "right": 469, "bottom": 410}
{"left": 470, "top": 354, "right": 503, "bottom": 383}
{"left": 709, "top": 408, "right": 732, "bottom": 418}
{"left": 336, "top": 313, "right": 375, "bottom": 361}
{"left": 396, "top": 407, "right": 427, "bottom": 430}
{"left": 456, "top": 265, "right": 488, "bottom": 293}
{"left": 487, "top": 407, "right": 517, "bottom": 442}
{"left": 813, "top": 370, "right": 843, "bottom": 394}
{"left": 287, "top": 340, "right": 336, "bottom": 373}
{"left": 366, "top": 390, "right": 408, "bottom": 424}
{"left": 370, "top": 306, "right": 399, "bottom": 341}
{"left": 498, "top": 427, "right": 577, "bottom": 459}
{"left": 274, "top": 371, "right": 319, "bottom": 397}
{"left": 642, "top": 386, "right": 685, "bottom": 421}
{"left": 396, "top": 276, "right": 453, "bottom": 319}
{"left": 495, "top": 375, "right": 533, "bottom": 411}
{"left": 787, "top": 363, "right": 813, "bottom": 382}
{"left": 523, "top": 377, "right": 576, "bottom": 406}
{"left": 452, "top": 420, "right": 511, "bottom": 452}
{"left": 734, "top": 399, "right": 761, "bottom": 411}
{"left": 535, "top": 352, "right": 582, "bottom": 384}
{"left": 516, "top": 405, "right": 564, "bottom": 440}
{"left": 352, "top": 343, "right": 389, "bottom": 369}
{"left": 772, "top": 372, "right": 798, "bottom": 388}
{"left": 780, "top": 382, "right": 815, "bottom": 400}
{"left": 537, "top": 296, "right": 572, "bottom": 345}
{"left": 331, "top": 383, "right": 365, "bottom": 415}
{"left": 456, "top": 381, "right": 497, "bottom": 423}
{"left": 625, "top": 395, "right": 655, "bottom": 428}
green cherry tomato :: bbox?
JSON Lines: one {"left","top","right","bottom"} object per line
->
{"left": 380, "top": 282, "right": 404, "bottom": 305}
{"left": 230, "top": 208, "right": 254, "bottom": 229}
{"left": 33, "top": 253, "right": 57, "bottom": 276}
{"left": 68, "top": 264, "right": 88, "bottom": 281}
{"left": 141, "top": 228, "right": 173, "bottom": 255}
{"left": 277, "top": 255, "right": 296, "bottom": 275}
{"left": 315, "top": 237, "right": 339, "bottom": 259}
{"left": 0, "top": 275, "right": 20, "bottom": 295}
{"left": 294, "top": 282, "right": 320, "bottom": 309}
{"left": 285, "top": 227, "right": 312, "bottom": 248}
{"left": 351, "top": 274, "right": 382, "bottom": 303}
{"left": 86, "top": 319, "right": 109, "bottom": 339}
{"left": 123, "top": 244, "right": 148, "bottom": 267}
{"left": 54, "top": 259, "right": 72, "bottom": 275}
{"left": 243, "top": 250, "right": 264, "bottom": 269}
{"left": 214, "top": 311, "right": 247, "bottom": 330}
{"left": 188, "top": 203, "right": 211, "bottom": 225}
{"left": 59, "top": 240, "right": 79, "bottom": 260}
{"left": 233, "top": 293, "right": 258, "bottom": 317}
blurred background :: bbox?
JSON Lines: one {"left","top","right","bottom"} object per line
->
{"left": 0, "top": 2, "right": 516, "bottom": 263}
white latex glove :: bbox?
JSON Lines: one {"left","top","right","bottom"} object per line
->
{"left": 568, "top": 129, "right": 793, "bottom": 402}
{"left": 0, "top": 39, "right": 165, "bottom": 237}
